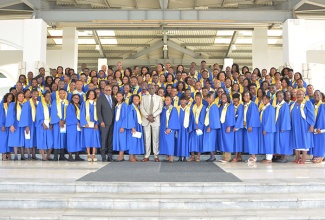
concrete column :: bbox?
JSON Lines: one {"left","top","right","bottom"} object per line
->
{"left": 23, "top": 19, "right": 47, "bottom": 75}
{"left": 252, "top": 27, "right": 268, "bottom": 70}
{"left": 61, "top": 27, "right": 78, "bottom": 71}
{"left": 283, "top": 19, "right": 306, "bottom": 74}
{"left": 98, "top": 58, "right": 108, "bottom": 73}
{"left": 223, "top": 58, "right": 233, "bottom": 71}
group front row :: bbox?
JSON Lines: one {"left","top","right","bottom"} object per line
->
{"left": 1, "top": 88, "right": 324, "bottom": 164}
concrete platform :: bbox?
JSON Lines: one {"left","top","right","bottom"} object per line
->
{"left": 0, "top": 155, "right": 324, "bottom": 219}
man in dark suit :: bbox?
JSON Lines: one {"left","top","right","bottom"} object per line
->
{"left": 96, "top": 85, "right": 116, "bottom": 161}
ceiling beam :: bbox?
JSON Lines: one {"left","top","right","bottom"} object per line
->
{"left": 47, "top": 44, "right": 151, "bottom": 49}
{"left": 225, "top": 31, "right": 239, "bottom": 58}
{"left": 36, "top": 9, "right": 292, "bottom": 23}
{"left": 92, "top": 30, "right": 106, "bottom": 58}
{"left": 163, "top": 30, "right": 168, "bottom": 59}
{"left": 78, "top": 50, "right": 137, "bottom": 53}
{"left": 103, "top": 0, "right": 111, "bottom": 8}
{"left": 126, "top": 41, "right": 164, "bottom": 59}
{"left": 181, "top": 43, "right": 283, "bottom": 47}
{"left": 159, "top": 0, "right": 169, "bottom": 9}
{"left": 194, "top": 49, "right": 252, "bottom": 53}
{"left": 221, "top": 0, "right": 226, "bottom": 7}
{"left": 20, "top": 0, "right": 42, "bottom": 10}
{"left": 306, "top": 0, "right": 325, "bottom": 8}
{"left": 0, "top": 0, "right": 21, "bottom": 9}
{"left": 167, "top": 41, "right": 203, "bottom": 59}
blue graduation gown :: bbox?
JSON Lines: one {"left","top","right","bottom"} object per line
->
{"left": 19, "top": 101, "right": 38, "bottom": 148}
{"left": 274, "top": 103, "right": 291, "bottom": 154}
{"left": 175, "top": 107, "right": 193, "bottom": 157}
{"left": 291, "top": 101, "right": 315, "bottom": 150}
{"left": 160, "top": 106, "right": 180, "bottom": 156}
{"left": 66, "top": 104, "right": 83, "bottom": 152}
{"left": 0, "top": 103, "right": 10, "bottom": 153}
{"left": 202, "top": 104, "right": 220, "bottom": 152}
{"left": 234, "top": 104, "right": 244, "bottom": 153}
{"left": 258, "top": 105, "right": 276, "bottom": 154}
{"left": 313, "top": 103, "right": 325, "bottom": 157}
{"left": 80, "top": 101, "right": 101, "bottom": 148}
{"left": 6, "top": 103, "right": 24, "bottom": 147}
{"left": 189, "top": 105, "right": 206, "bottom": 153}
{"left": 243, "top": 102, "right": 261, "bottom": 154}
{"left": 36, "top": 102, "right": 53, "bottom": 150}
{"left": 112, "top": 103, "right": 129, "bottom": 151}
{"left": 126, "top": 104, "right": 144, "bottom": 154}
{"left": 50, "top": 100, "right": 67, "bottom": 149}
{"left": 219, "top": 104, "right": 235, "bottom": 153}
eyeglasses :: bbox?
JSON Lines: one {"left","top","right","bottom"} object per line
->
{"left": 105, "top": 89, "right": 112, "bottom": 91}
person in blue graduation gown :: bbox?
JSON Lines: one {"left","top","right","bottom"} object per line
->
{"left": 259, "top": 95, "right": 276, "bottom": 163}
{"left": 66, "top": 94, "right": 84, "bottom": 162}
{"left": 19, "top": 89, "right": 39, "bottom": 160}
{"left": 188, "top": 92, "right": 206, "bottom": 162}
{"left": 274, "top": 91, "right": 291, "bottom": 163}
{"left": 0, "top": 93, "right": 14, "bottom": 160}
{"left": 36, "top": 91, "right": 54, "bottom": 161}
{"left": 160, "top": 95, "right": 180, "bottom": 162}
{"left": 232, "top": 93, "right": 244, "bottom": 162}
{"left": 311, "top": 90, "right": 325, "bottom": 163}
{"left": 175, "top": 95, "right": 193, "bottom": 161}
{"left": 126, "top": 95, "right": 144, "bottom": 162}
{"left": 6, "top": 92, "right": 25, "bottom": 161}
{"left": 80, "top": 90, "right": 101, "bottom": 162}
{"left": 50, "top": 88, "right": 69, "bottom": 161}
{"left": 202, "top": 93, "right": 220, "bottom": 161}
{"left": 242, "top": 91, "right": 261, "bottom": 162}
{"left": 291, "top": 89, "right": 315, "bottom": 164}
{"left": 219, "top": 93, "right": 235, "bottom": 162}
{"left": 112, "top": 92, "right": 129, "bottom": 161}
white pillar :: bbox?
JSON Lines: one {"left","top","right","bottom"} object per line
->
{"left": 98, "top": 58, "right": 108, "bottom": 73}
{"left": 61, "top": 27, "right": 78, "bottom": 72}
{"left": 23, "top": 19, "right": 47, "bottom": 75}
{"left": 283, "top": 19, "right": 306, "bottom": 74}
{"left": 252, "top": 27, "right": 268, "bottom": 70}
{"left": 223, "top": 58, "right": 233, "bottom": 71}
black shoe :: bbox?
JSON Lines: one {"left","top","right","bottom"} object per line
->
{"left": 177, "top": 157, "right": 182, "bottom": 162}
{"left": 205, "top": 157, "right": 216, "bottom": 162}
{"left": 31, "top": 156, "right": 39, "bottom": 161}
{"left": 114, "top": 158, "right": 125, "bottom": 162}
{"left": 59, "top": 155, "right": 67, "bottom": 161}
{"left": 21, "top": 156, "right": 28, "bottom": 161}
{"left": 14, "top": 156, "right": 18, "bottom": 161}
{"left": 68, "top": 156, "right": 75, "bottom": 162}
{"left": 107, "top": 156, "right": 113, "bottom": 162}
{"left": 75, "top": 156, "right": 85, "bottom": 161}
{"left": 53, "top": 156, "right": 58, "bottom": 161}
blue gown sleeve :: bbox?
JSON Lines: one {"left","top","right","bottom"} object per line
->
{"left": 0, "top": 103, "right": 4, "bottom": 127}
{"left": 247, "top": 102, "right": 261, "bottom": 128}
{"left": 262, "top": 106, "right": 276, "bottom": 132}
{"left": 224, "top": 104, "right": 235, "bottom": 127}
{"left": 209, "top": 104, "right": 221, "bottom": 129}
{"left": 50, "top": 100, "right": 60, "bottom": 124}
{"left": 5, "top": 103, "right": 15, "bottom": 127}
{"left": 197, "top": 105, "right": 206, "bottom": 130}
{"left": 188, "top": 111, "right": 194, "bottom": 133}
{"left": 280, "top": 103, "right": 291, "bottom": 131}
{"left": 120, "top": 103, "right": 128, "bottom": 129}
{"left": 67, "top": 93, "right": 72, "bottom": 103}
{"left": 234, "top": 105, "right": 244, "bottom": 129}
{"left": 79, "top": 102, "right": 87, "bottom": 127}
{"left": 19, "top": 102, "right": 31, "bottom": 128}
{"left": 36, "top": 102, "right": 44, "bottom": 127}
{"left": 66, "top": 104, "right": 78, "bottom": 126}
{"left": 305, "top": 101, "right": 315, "bottom": 127}
{"left": 315, "top": 104, "right": 325, "bottom": 129}
{"left": 167, "top": 108, "right": 180, "bottom": 130}
{"left": 126, "top": 105, "right": 136, "bottom": 129}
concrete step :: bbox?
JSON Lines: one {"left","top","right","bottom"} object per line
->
{"left": 0, "top": 181, "right": 325, "bottom": 194}
{"left": 1, "top": 192, "right": 325, "bottom": 210}
{"left": 1, "top": 208, "right": 325, "bottom": 219}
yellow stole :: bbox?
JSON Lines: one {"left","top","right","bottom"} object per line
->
{"left": 74, "top": 104, "right": 80, "bottom": 120}
{"left": 124, "top": 93, "right": 132, "bottom": 104}
{"left": 16, "top": 102, "right": 23, "bottom": 121}
{"left": 165, "top": 106, "right": 173, "bottom": 128}
{"left": 132, "top": 86, "right": 139, "bottom": 95}
{"left": 314, "top": 100, "right": 322, "bottom": 120}
{"left": 85, "top": 100, "right": 98, "bottom": 123}
{"left": 275, "top": 100, "right": 285, "bottom": 122}
{"left": 3, "top": 103, "right": 8, "bottom": 117}
{"left": 244, "top": 101, "right": 251, "bottom": 127}
{"left": 41, "top": 99, "right": 51, "bottom": 121}
{"left": 29, "top": 99, "right": 38, "bottom": 122}
{"left": 260, "top": 103, "right": 270, "bottom": 122}
{"left": 272, "top": 96, "right": 277, "bottom": 107}
{"left": 204, "top": 103, "right": 214, "bottom": 126}
{"left": 173, "top": 96, "right": 179, "bottom": 107}
{"left": 255, "top": 98, "right": 265, "bottom": 112}
{"left": 133, "top": 104, "right": 142, "bottom": 124}
{"left": 220, "top": 103, "right": 229, "bottom": 124}
{"left": 193, "top": 102, "right": 203, "bottom": 125}
{"left": 57, "top": 99, "right": 69, "bottom": 120}
{"left": 290, "top": 99, "right": 307, "bottom": 120}
{"left": 214, "top": 97, "right": 220, "bottom": 107}
{"left": 177, "top": 105, "right": 190, "bottom": 128}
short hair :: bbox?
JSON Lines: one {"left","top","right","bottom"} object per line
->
{"left": 263, "top": 94, "right": 271, "bottom": 100}
{"left": 86, "top": 90, "right": 97, "bottom": 100}
{"left": 180, "top": 95, "right": 187, "bottom": 101}
{"left": 242, "top": 91, "right": 253, "bottom": 102}
{"left": 221, "top": 93, "right": 231, "bottom": 103}
{"left": 195, "top": 92, "right": 202, "bottom": 98}
{"left": 232, "top": 93, "right": 240, "bottom": 100}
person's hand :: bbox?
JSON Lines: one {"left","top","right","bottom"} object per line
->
{"left": 42, "top": 123, "right": 48, "bottom": 130}
{"left": 50, "top": 125, "right": 53, "bottom": 130}
{"left": 1, "top": 126, "right": 5, "bottom": 132}
{"left": 196, "top": 125, "right": 198, "bottom": 130}
{"left": 206, "top": 127, "right": 211, "bottom": 133}
{"left": 94, "top": 124, "right": 98, "bottom": 130}
{"left": 120, "top": 128, "right": 124, "bottom": 133}
{"left": 10, "top": 125, "right": 15, "bottom": 133}
{"left": 25, "top": 126, "right": 30, "bottom": 134}
{"left": 233, "top": 128, "right": 237, "bottom": 132}
{"left": 59, "top": 120, "right": 65, "bottom": 128}
{"left": 77, "top": 123, "right": 81, "bottom": 129}
{"left": 248, "top": 127, "right": 252, "bottom": 132}
{"left": 226, "top": 126, "right": 230, "bottom": 133}
{"left": 100, "top": 122, "right": 105, "bottom": 128}
{"left": 147, "top": 115, "right": 154, "bottom": 122}
{"left": 85, "top": 124, "right": 89, "bottom": 128}
{"left": 263, "top": 130, "right": 267, "bottom": 135}
{"left": 132, "top": 128, "right": 136, "bottom": 134}
{"left": 317, "top": 129, "right": 321, "bottom": 134}
{"left": 309, "top": 125, "right": 314, "bottom": 133}
{"left": 165, "top": 129, "right": 171, "bottom": 134}
{"left": 281, "top": 130, "right": 284, "bottom": 133}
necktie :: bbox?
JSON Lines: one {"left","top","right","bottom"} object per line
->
{"left": 149, "top": 95, "right": 154, "bottom": 114}
{"left": 107, "top": 95, "right": 112, "bottom": 108}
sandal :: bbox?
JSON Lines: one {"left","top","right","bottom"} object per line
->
{"left": 195, "top": 156, "right": 200, "bottom": 162}
{"left": 187, "top": 156, "right": 195, "bottom": 162}
{"left": 87, "top": 154, "right": 92, "bottom": 162}
{"left": 232, "top": 158, "right": 238, "bottom": 163}
{"left": 293, "top": 157, "right": 301, "bottom": 163}
{"left": 92, "top": 154, "right": 97, "bottom": 162}
{"left": 247, "top": 157, "right": 257, "bottom": 163}
{"left": 312, "top": 157, "right": 322, "bottom": 164}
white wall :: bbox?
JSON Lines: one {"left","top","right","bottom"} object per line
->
{"left": 307, "top": 50, "right": 325, "bottom": 65}
{"left": 305, "top": 20, "right": 325, "bottom": 50}
{"left": 268, "top": 48, "right": 283, "bottom": 71}
{"left": 47, "top": 50, "right": 62, "bottom": 69}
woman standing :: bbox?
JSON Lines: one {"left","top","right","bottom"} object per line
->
{"left": 232, "top": 93, "right": 244, "bottom": 162}
{"left": 243, "top": 91, "right": 261, "bottom": 163}
{"left": 291, "top": 89, "right": 315, "bottom": 164}
{"left": 6, "top": 92, "right": 25, "bottom": 161}
{"left": 219, "top": 93, "right": 235, "bottom": 163}
{"left": 311, "top": 90, "right": 325, "bottom": 163}
{"left": 66, "top": 94, "right": 84, "bottom": 161}
{"left": 112, "top": 92, "right": 129, "bottom": 162}
{"left": 80, "top": 90, "right": 101, "bottom": 162}
{"left": 36, "top": 91, "right": 54, "bottom": 161}
{"left": 0, "top": 93, "right": 14, "bottom": 160}
{"left": 126, "top": 95, "right": 144, "bottom": 162}
{"left": 274, "top": 91, "right": 291, "bottom": 163}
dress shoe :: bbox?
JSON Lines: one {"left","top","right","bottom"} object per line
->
{"left": 14, "top": 156, "right": 18, "bottom": 161}
{"left": 107, "top": 156, "right": 113, "bottom": 162}
{"left": 21, "top": 156, "right": 28, "bottom": 161}
{"left": 141, "top": 158, "right": 149, "bottom": 162}
{"left": 31, "top": 156, "right": 39, "bottom": 161}
{"left": 59, "top": 155, "right": 67, "bottom": 161}
{"left": 68, "top": 156, "right": 75, "bottom": 162}
{"left": 177, "top": 157, "right": 183, "bottom": 162}
{"left": 75, "top": 156, "right": 85, "bottom": 161}
{"left": 154, "top": 158, "right": 160, "bottom": 162}
{"left": 205, "top": 157, "right": 216, "bottom": 162}
{"left": 114, "top": 159, "right": 125, "bottom": 162}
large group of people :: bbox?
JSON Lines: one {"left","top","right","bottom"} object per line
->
{"left": 0, "top": 61, "right": 324, "bottom": 164}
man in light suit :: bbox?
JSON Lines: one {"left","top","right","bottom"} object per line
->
{"left": 96, "top": 85, "right": 116, "bottom": 162}
{"left": 140, "top": 84, "right": 163, "bottom": 162}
